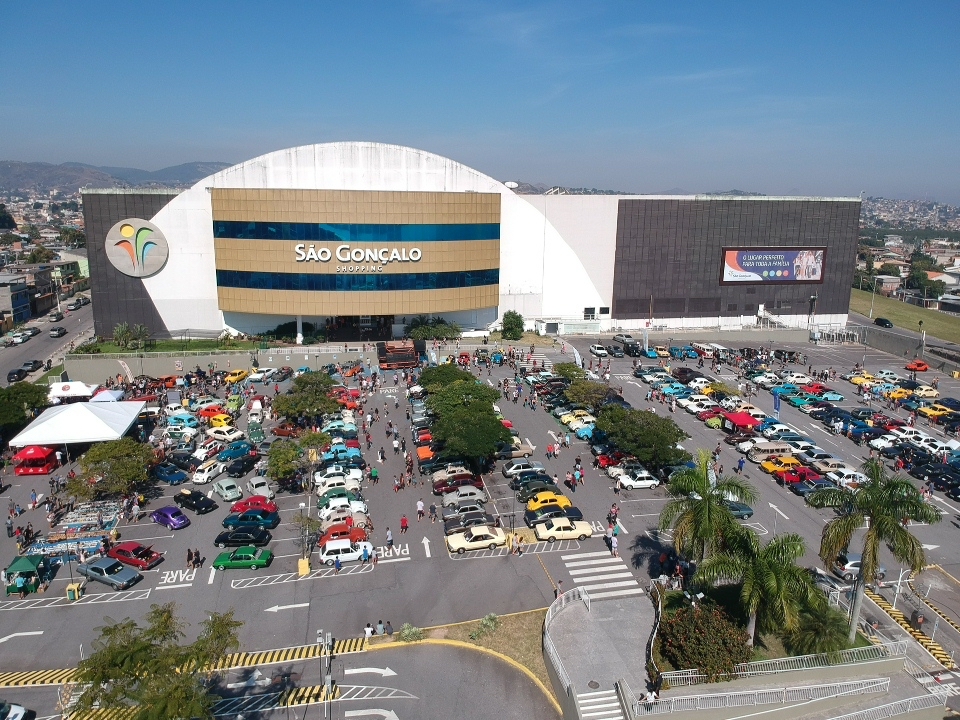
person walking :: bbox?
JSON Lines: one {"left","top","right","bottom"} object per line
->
{"left": 611, "top": 534, "right": 619, "bottom": 557}
{"left": 386, "top": 528, "right": 394, "bottom": 547}
{"left": 416, "top": 499, "right": 425, "bottom": 522}
{"left": 429, "top": 502, "right": 438, "bottom": 522}
{"left": 334, "top": 556, "right": 341, "bottom": 574}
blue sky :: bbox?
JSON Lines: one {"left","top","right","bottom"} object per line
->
{"left": 4, "top": 2, "right": 959, "bottom": 202}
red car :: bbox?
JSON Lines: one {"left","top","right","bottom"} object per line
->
{"left": 345, "top": 438, "right": 362, "bottom": 449}
{"left": 777, "top": 466, "right": 822, "bottom": 486}
{"left": 501, "top": 419, "right": 514, "bottom": 429}
{"left": 231, "top": 495, "right": 279, "bottom": 514}
{"left": 696, "top": 407, "right": 724, "bottom": 421}
{"left": 271, "top": 422, "right": 302, "bottom": 438}
{"left": 905, "top": 359, "right": 929, "bottom": 372}
{"left": 247, "top": 394, "right": 269, "bottom": 409}
{"left": 597, "top": 451, "right": 627, "bottom": 469}
{"left": 107, "top": 541, "right": 164, "bottom": 570}
{"left": 198, "top": 405, "right": 229, "bottom": 419}
{"left": 331, "top": 385, "right": 361, "bottom": 399}
{"left": 414, "top": 432, "right": 433, "bottom": 447}
{"left": 801, "top": 383, "right": 829, "bottom": 395}
{"left": 318, "top": 523, "right": 369, "bottom": 546}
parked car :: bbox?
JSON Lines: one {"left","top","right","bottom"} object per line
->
{"left": 534, "top": 518, "right": 593, "bottom": 542}
{"left": 231, "top": 496, "right": 278, "bottom": 514}
{"left": 446, "top": 525, "right": 507, "bottom": 554}
{"left": 173, "top": 489, "right": 218, "bottom": 514}
{"left": 833, "top": 553, "right": 886, "bottom": 584}
{"left": 107, "top": 542, "right": 163, "bottom": 570}
{"left": 246, "top": 477, "right": 275, "bottom": 499}
{"left": 213, "top": 546, "right": 274, "bottom": 570}
{"left": 214, "top": 528, "right": 272, "bottom": 548}
{"left": 222, "top": 509, "right": 281, "bottom": 530}
{"left": 77, "top": 557, "right": 143, "bottom": 590}
{"left": 149, "top": 506, "right": 191, "bottom": 530}
{"left": 151, "top": 462, "right": 189, "bottom": 485}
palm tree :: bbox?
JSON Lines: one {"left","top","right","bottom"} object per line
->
{"left": 113, "top": 322, "right": 131, "bottom": 348}
{"left": 131, "top": 324, "right": 150, "bottom": 349}
{"left": 808, "top": 458, "right": 941, "bottom": 643}
{"left": 785, "top": 605, "right": 851, "bottom": 655}
{"left": 696, "top": 530, "right": 815, "bottom": 646}
{"left": 658, "top": 450, "right": 757, "bottom": 563}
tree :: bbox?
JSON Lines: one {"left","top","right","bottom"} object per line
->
{"left": 783, "top": 605, "right": 851, "bottom": 656}
{"left": 25, "top": 244, "right": 55, "bottom": 264}
{"left": 60, "top": 227, "right": 86, "bottom": 248}
{"left": 297, "top": 431, "right": 332, "bottom": 469}
{"left": 595, "top": 405, "right": 690, "bottom": 471}
{"left": 267, "top": 439, "right": 302, "bottom": 482}
{"left": 705, "top": 381, "right": 738, "bottom": 398}
{"left": 131, "top": 324, "right": 150, "bottom": 349}
{"left": 432, "top": 401, "right": 511, "bottom": 467}
{"left": 113, "top": 322, "right": 132, "bottom": 348}
{"left": 0, "top": 204, "right": 16, "bottom": 230}
{"left": 272, "top": 372, "right": 338, "bottom": 420}
{"left": 0, "top": 232, "right": 18, "bottom": 246}
{"left": 696, "top": 530, "right": 816, "bottom": 646}
{"left": 552, "top": 362, "right": 586, "bottom": 381}
{"left": 75, "top": 438, "right": 155, "bottom": 500}
{"left": 658, "top": 603, "right": 752, "bottom": 682}
{"left": 658, "top": 450, "right": 757, "bottom": 562}
{"left": 501, "top": 311, "right": 524, "bottom": 341}
{"left": 808, "top": 458, "right": 941, "bottom": 642}
{"left": 563, "top": 379, "right": 610, "bottom": 411}
{"left": 419, "top": 364, "right": 475, "bottom": 390}
{"left": 21, "top": 224, "right": 40, "bottom": 241}
{"left": 0, "top": 381, "right": 50, "bottom": 431}
{"left": 426, "top": 379, "right": 500, "bottom": 418}
{"left": 74, "top": 602, "right": 241, "bottom": 720}
{"left": 877, "top": 263, "right": 902, "bottom": 277}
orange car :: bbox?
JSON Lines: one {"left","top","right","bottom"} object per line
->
{"left": 905, "top": 359, "right": 929, "bottom": 372}
{"left": 198, "top": 405, "right": 228, "bottom": 419}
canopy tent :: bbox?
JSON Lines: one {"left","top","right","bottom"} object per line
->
{"left": 12, "top": 445, "right": 58, "bottom": 475}
{"left": 12, "top": 445, "right": 56, "bottom": 462}
{"left": 91, "top": 389, "right": 126, "bottom": 402}
{"left": 721, "top": 412, "right": 761, "bottom": 432}
{"left": 8, "top": 401, "right": 146, "bottom": 447}
{"left": 48, "top": 382, "right": 99, "bottom": 403}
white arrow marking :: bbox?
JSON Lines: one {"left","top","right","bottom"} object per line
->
{"left": 208, "top": 566, "right": 216, "bottom": 584}
{"left": 226, "top": 669, "right": 272, "bottom": 688}
{"left": 922, "top": 544, "right": 940, "bottom": 550}
{"left": 616, "top": 518, "right": 628, "bottom": 535}
{"left": 343, "top": 666, "right": 398, "bottom": 677}
{"left": 264, "top": 602, "right": 310, "bottom": 612}
{"left": 421, "top": 536, "right": 431, "bottom": 558}
{"left": 768, "top": 503, "right": 789, "bottom": 521}
{"left": 628, "top": 381, "right": 643, "bottom": 387}
{"left": 344, "top": 711, "right": 399, "bottom": 720}
{"left": 525, "top": 437, "right": 537, "bottom": 452}
{"left": 0, "top": 631, "right": 43, "bottom": 644}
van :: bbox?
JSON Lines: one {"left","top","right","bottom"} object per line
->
{"left": 318, "top": 538, "right": 374, "bottom": 566}
{"left": 691, "top": 343, "right": 715, "bottom": 359}
{"left": 747, "top": 442, "right": 795, "bottom": 463}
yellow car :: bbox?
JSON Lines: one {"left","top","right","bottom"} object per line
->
{"left": 224, "top": 369, "right": 249, "bottom": 384}
{"left": 526, "top": 491, "right": 572, "bottom": 512}
{"left": 534, "top": 517, "right": 594, "bottom": 543}
{"left": 760, "top": 456, "right": 802, "bottom": 475}
{"left": 209, "top": 413, "right": 233, "bottom": 427}
{"left": 917, "top": 404, "right": 952, "bottom": 419}
{"left": 849, "top": 374, "right": 875, "bottom": 386}
{"left": 560, "top": 409, "right": 592, "bottom": 425}
{"left": 913, "top": 385, "right": 940, "bottom": 398}
{"left": 655, "top": 346, "right": 670, "bottom": 358}
{"left": 884, "top": 388, "right": 912, "bottom": 400}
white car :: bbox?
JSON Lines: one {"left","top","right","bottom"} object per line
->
{"left": 534, "top": 518, "right": 594, "bottom": 543}
{"left": 687, "top": 377, "right": 713, "bottom": 391}
{"left": 589, "top": 344, "right": 608, "bottom": 357}
{"left": 762, "top": 423, "right": 794, "bottom": 439}
{"left": 192, "top": 398, "right": 222, "bottom": 411}
{"left": 676, "top": 394, "right": 711, "bottom": 409}
{"left": 685, "top": 400, "right": 719, "bottom": 415}
{"left": 613, "top": 334, "right": 635, "bottom": 344}
{"left": 619, "top": 470, "right": 660, "bottom": 490}
{"left": 786, "top": 439, "right": 816, "bottom": 453}
{"left": 868, "top": 435, "right": 897, "bottom": 452}
{"left": 318, "top": 497, "right": 368, "bottom": 520}
{"left": 918, "top": 437, "right": 951, "bottom": 454}
{"left": 446, "top": 525, "right": 507, "bottom": 554}
{"left": 827, "top": 469, "right": 869, "bottom": 487}
{"left": 213, "top": 478, "right": 243, "bottom": 501}
{"left": 206, "top": 426, "right": 246, "bottom": 443}
{"left": 314, "top": 474, "right": 361, "bottom": 496}
{"left": 193, "top": 460, "right": 226, "bottom": 485}
{"left": 780, "top": 372, "right": 812, "bottom": 385}
{"left": 737, "top": 438, "right": 763, "bottom": 453}
{"left": 641, "top": 371, "right": 672, "bottom": 384}
{"left": 874, "top": 370, "right": 902, "bottom": 382}
{"left": 442, "top": 485, "right": 489, "bottom": 507}
{"left": 568, "top": 418, "right": 595, "bottom": 432}
{"left": 246, "top": 477, "right": 275, "bottom": 499}
{"left": 316, "top": 465, "right": 364, "bottom": 483}
{"left": 719, "top": 396, "right": 743, "bottom": 411}
{"left": 164, "top": 402, "right": 188, "bottom": 417}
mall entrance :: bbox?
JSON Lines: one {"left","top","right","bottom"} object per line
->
{"left": 325, "top": 315, "right": 395, "bottom": 342}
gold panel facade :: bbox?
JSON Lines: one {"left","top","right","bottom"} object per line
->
{"left": 217, "top": 285, "right": 499, "bottom": 317}
{"left": 211, "top": 188, "right": 501, "bottom": 224}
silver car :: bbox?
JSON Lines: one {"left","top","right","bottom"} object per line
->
{"left": 77, "top": 557, "right": 142, "bottom": 590}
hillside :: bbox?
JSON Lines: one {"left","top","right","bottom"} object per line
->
{"left": 0, "top": 161, "right": 231, "bottom": 193}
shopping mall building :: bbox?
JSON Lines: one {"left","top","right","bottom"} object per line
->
{"left": 82, "top": 142, "right": 861, "bottom": 341}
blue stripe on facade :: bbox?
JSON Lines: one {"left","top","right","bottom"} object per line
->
{"left": 216, "top": 269, "right": 499, "bottom": 292}
{"left": 213, "top": 222, "right": 500, "bottom": 242}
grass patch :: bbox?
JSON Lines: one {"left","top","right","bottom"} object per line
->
{"left": 850, "top": 288, "right": 960, "bottom": 345}
{"left": 488, "top": 331, "right": 562, "bottom": 348}
{"left": 34, "top": 364, "right": 64, "bottom": 384}
{"left": 71, "top": 338, "right": 265, "bottom": 355}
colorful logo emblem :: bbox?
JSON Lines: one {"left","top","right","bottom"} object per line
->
{"left": 105, "top": 219, "right": 169, "bottom": 278}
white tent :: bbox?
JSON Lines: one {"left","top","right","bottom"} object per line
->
{"left": 48, "top": 382, "right": 99, "bottom": 402}
{"left": 91, "top": 389, "right": 126, "bottom": 402}
{"left": 9, "top": 401, "right": 146, "bottom": 447}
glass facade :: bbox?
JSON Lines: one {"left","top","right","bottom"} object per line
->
{"left": 213, "top": 222, "right": 500, "bottom": 242}
{"left": 216, "top": 269, "right": 499, "bottom": 292}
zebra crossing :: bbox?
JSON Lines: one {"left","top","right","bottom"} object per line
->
{"left": 560, "top": 550, "right": 644, "bottom": 600}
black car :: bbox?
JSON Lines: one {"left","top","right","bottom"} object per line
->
{"left": 214, "top": 528, "right": 272, "bottom": 548}
{"left": 226, "top": 455, "right": 258, "bottom": 477}
{"left": 509, "top": 470, "right": 552, "bottom": 491}
{"left": 944, "top": 484, "right": 960, "bottom": 502}
{"left": 6, "top": 369, "right": 26, "bottom": 383}
{"left": 516, "top": 480, "right": 559, "bottom": 503}
{"left": 622, "top": 343, "right": 643, "bottom": 357}
{"left": 923, "top": 467, "right": 960, "bottom": 492}
{"left": 523, "top": 504, "right": 584, "bottom": 527}
{"left": 874, "top": 318, "right": 894, "bottom": 328}
{"left": 443, "top": 511, "right": 496, "bottom": 536}
{"left": 897, "top": 379, "right": 922, "bottom": 391}
{"left": 605, "top": 345, "right": 625, "bottom": 358}
{"left": 173, "top": 489, "right": 218, "bottom": 514}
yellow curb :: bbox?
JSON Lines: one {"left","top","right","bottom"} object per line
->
{"left": 365, "top": 637, "right": 562, "bottom": 715}
{"left": 865, "top": 589, "right": 956, "bottom": 669}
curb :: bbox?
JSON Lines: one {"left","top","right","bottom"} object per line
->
{"left": 366, "top": 637, "right": 562, "bottom": 715}
{"left": 865, "top": 587, "right": 956, "bottom": 668}
{"left": 908, "top": 565, "right": 960, "bottom": 645}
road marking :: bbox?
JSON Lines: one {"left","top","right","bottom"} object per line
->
{"left": 226, "top": 669, "right": 272, "bottom": 689}
{"left": 525, "top": 437, "right": 537, "bottom": 451}
{"left": 0, "top": 631, "right": 43, "bottom": 644}
{"left": 421, "top": 536, "right": 431, "bottom": 558}
{"left": 265, "top": 602, "right": 310, "bottom": 612}
{"left": 208, "top": 566, "right": 217, "bottom": 584}
{"left": 155, "top": 583, "right": 193, "bottom": 590}
{"left": 123, "top": 533, "right": 175, "bottom": 541}
{"left": 768, "top": 503, "right": 789, "bottom": 520}
{"left": 379, "top": 557, "right": 411, "bottom": 564}
{"left": 344, "top": 710, "right": 399, "bottom": 720}
{"left": 616, "top": 518, "right": 628, "bottom": 534}
{"left": 343, "top": 666, "right": 397, "bottom": 677}
{"left": 923, "top": 544, "right": 940, "bottom": 550}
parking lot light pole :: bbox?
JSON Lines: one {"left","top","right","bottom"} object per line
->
{"left": 892, "top": 568, "right": 911, "bottom": 610}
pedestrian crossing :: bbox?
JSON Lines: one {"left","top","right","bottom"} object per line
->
{"left": 560, "top": 550, "right": 644, "bottom": 600}
{"left": 577, "top": 688, "right": 624, "bottom": 720}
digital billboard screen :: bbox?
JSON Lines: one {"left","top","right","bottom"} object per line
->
{"left": 721, "top": 247, "right": 826, "bottom": 284}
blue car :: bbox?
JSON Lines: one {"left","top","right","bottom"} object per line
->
{"left": 818, "top": 391, "right": 845, "bottom": 402}
{"left": 669, "top": 347, "right": 686, "bottom": 359}
{"left": 218, "top": 441, "right": 254, "bottom": 463}
{"left": 644, "top": 348, "right": 659, "bottom": 359}
{"left": 322, "top": 446, "right": 362, "bottom": 463}
{"left": 168, "top": 413, "right": 200, "bottom": 429}
{"left": 771, "top": 384, "right": 800, "bottom": 396}
{"left": 575, "top": 424, "right": 596, "bottom": 440}
{"left": 151, "top": 462, "right": 189, "bottom": 486}
{"left": 222, "top": 509, "right": 282, "bottom": 530}
{"left": 662, "top": 384, "right": 689, "bottom": 396}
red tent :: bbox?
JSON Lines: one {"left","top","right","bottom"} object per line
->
{"left": 721, "top": 412, "right": 761, "bottom": 433}
{"left": 12, "top": 445, "right": 59, "bottom": 476}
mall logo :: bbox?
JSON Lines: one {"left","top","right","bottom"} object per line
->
{"left": 105, "top": 219, "right": 169, "bottom": 278}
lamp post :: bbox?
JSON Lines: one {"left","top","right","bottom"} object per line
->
{"left": 299, "top": 502, "right": 307, "bottom": 559}
{"left": 869, "top": 278, "right": 878, "bottom": 319}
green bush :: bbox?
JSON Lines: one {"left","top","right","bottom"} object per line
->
{"left": 782, "top": 606, "right": 851, "bottom": 656}
{"left": 469, "top": 613, "right": 501, "bottom": 642}
{"left": 658, "top": 604, "right": 751, "bottom": 681}
{"left": 397, "top": 623, "right": 424, "bottom": 642}
{"left": 501, "top": 311, "right": 524, "bottom": 341}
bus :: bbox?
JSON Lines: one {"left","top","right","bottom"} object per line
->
{"left": 710, "top": 343, "right": 734, "bottom": 362}
{"left": 691, "top": 342, "right": 714, "bottom": 359}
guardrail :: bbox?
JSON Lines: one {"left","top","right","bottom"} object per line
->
{"left": 825, "top": 693, "right": 946, "bottom": 720}
{"left": 616, "top": 677, "right": 641, "bottom": 720}
{"left": 659, "top": 642, "right": 907, "bottom": 687}
{"left": 632, "top": 678, "right": 890, "bottom": 716}
{"left": 647, "top": 582, "right": 663, "bottom": 683}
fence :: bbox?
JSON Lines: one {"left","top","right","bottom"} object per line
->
{"left": 632, "top": 678, "right": 890, "bottom": 716}
{"left": 659, "top": 642, "right": 907, "bottom": 687}
{"left": 825, "top": 693, "right": 946, "bottom": 720}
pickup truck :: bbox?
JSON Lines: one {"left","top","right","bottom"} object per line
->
{"left": 76, "top": 557, "right": 142, "bottom": 590}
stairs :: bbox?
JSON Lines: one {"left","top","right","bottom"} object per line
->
{"left": 577, "top": 688, "right": 624, "bottom": 720}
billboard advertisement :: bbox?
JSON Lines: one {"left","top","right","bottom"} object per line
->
{"left": 721, "top": 247, "right": 826, "bottom": 284}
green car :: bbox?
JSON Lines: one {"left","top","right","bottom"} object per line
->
{"left": 786, "top": 393, "right": 819, "bottom": 408}
{"left": 213, "top": 545, "right": 273, "bottom": 570}
{"left": 226, "top": 394, "right": 244, "bottom": 412}
{"left": 317, "top": 487, "right": 362, "bottom": 508}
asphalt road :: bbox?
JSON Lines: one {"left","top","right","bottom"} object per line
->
{"left": 1, "top": 303, "right": 95, "bottom": 381}
{"left": 5, "top": 331, "right": 960, "bottom": 715}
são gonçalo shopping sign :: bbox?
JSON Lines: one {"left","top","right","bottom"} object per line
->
{"left": 294, "top": 243, "right": 422, "bottom": 272}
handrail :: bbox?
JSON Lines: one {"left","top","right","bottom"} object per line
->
{"left": 825, "top": 693, "right": 946, "bottom": 720}
{"left": 616, "top": 677, "right": 640, "bottom": 720}
{"left": 542, "top": 587, "right": 589, "bottom": 700}
{"left": 659, "top": 641, "right": 907, "bottom": 687}
{"left": 647, "top": 581, "right": 664, "bottom": 682}
{"left": 634, "top": 678, "right": 890, "bottom": 716}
